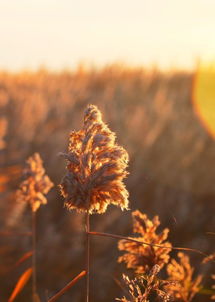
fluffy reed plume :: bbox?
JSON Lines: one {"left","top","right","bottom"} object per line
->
{"left": 116, "top": 264, "right": 171, "bottom": 302}
{"left": 118, "top": 210, "right": 172, "bottom": 273}
{"left": 16, "top": 153, "right": 53, "bottom": 212}
{"left": 211, "top": 275, "right": 215, "bottom": 300}
{"left": 165, "top": 252, "right": 202, "bottom": 302}
{"left": 0, "top": 117, "right": 7, "bottom": 149}
{"left": 59, "top": 104, "right": 129, "bottom": 214}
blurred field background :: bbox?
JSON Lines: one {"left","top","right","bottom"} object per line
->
{"left": 0, "top": 65, "right": 214, "bottom": 301}
{"left": 1, "top": 1, "right": 215, "bottom": 300}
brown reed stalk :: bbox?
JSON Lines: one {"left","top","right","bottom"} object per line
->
{"left": 88, "top": 231, "right": 209, "bottom": 258}
{"left": 60, "top": 104, "right": 129, "bottom": 302}
{"left": 48, "top": 271, "right": 86, "bottom": 302}
{"left": 16, "top": 152, "right": 53, "bottom": 301}
{"left": 32, "top": 210, "right": 37, "bottom": 298}
{"left": 86, "top": 208, "right": 90, "bottom": 302}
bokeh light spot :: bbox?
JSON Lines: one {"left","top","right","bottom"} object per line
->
{"left": 193, "top": 63, "right": 215, "bottom": 138}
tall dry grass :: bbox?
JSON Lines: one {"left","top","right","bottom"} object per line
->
{"left": 0, "top": 65, "right": 214, "bottom": 301}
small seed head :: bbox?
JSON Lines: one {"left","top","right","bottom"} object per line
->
{"left": 16, "top": 153, "right": 53, "bottom": 212}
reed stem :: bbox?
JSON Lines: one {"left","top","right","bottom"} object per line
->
{"left": 32, "top": 210, "right": 37, "bottom": 299}
{"left": 88, "top": 231, "right": 208, "bottom": 257}
{"left": 48, "top": 270, "right": 86, "bottom": 302}
{"left": 86, "top": 209, "right": 90, "bottom": 302}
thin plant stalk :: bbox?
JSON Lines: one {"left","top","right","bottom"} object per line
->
{"left": 48, "top": 270, "right": 86, "bottom": 302}
{"left": 32, "top": 210, "right": 37, "bottom": 299}
{"left": 86, "top": 209, "right": 90, "bottom": 302}
{"left": 88, "top": 231, "right": 209, "bottom": 258}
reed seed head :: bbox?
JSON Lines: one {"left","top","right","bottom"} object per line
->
{"left": 59, "top": 104, "right": 129, "bottom": 214}
{"left": 16, "top": 153, "right": 53, "bottom": 212}
{"left": 118, "top": 210, "right": 172, "bottom": 273}
{"left": 116, "top": 265, "right": 171, "bottom": 302}
{"left": 165, "top": 252, "right": 202, "bottom": 302}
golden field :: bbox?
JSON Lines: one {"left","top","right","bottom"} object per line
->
{"left": 0, "top": 65, "right": 214, "bottom": 302}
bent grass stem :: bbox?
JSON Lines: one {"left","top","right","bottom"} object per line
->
{"left": 48, "top": 270, "right": 86, "bottom": 302}
{"left": 88, "top": 231, "right": 210, "bottom": 259}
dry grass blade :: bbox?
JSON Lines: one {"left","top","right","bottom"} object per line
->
{"left": 88, "top": 231, "right": 210, "bottom": 259}
{"left": 8, "top": 267, "right": 33, "bottom": 302}
{"left": 48, "top": 270, "right": 87, "bottom": 302}
{"left": 14, "top": 251, "right": 33, "bottom": 268}
{"left": 202, "top": 252, "right": 215, "bottom": 264}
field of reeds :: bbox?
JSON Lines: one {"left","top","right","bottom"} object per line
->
{"left": 0, "top": 65, "right": 214, "bottom": 302}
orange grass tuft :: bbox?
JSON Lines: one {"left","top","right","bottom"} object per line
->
{"left": 118, "top": 210, "right": 172, "bottom": 273}
{"left": 16, "top": 153, "right": 53, "bottom": 212}
{"left": 116, "top": 265, "right": 171, "bottom": 302}
{"left": 165, "top": 252, "right": 202, "bottom": 302}
{"left": 59, "top": 104, "right": 129, "bottom": 214}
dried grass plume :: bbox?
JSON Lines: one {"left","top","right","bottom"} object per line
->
{"left": 59, "top": 104, "right": 129, "bottom": 214}
{"left": 118, "top": 210, "right": 172, "bottom": 273}
{"left": 165, "top": 252, "right": 202, "bottom": 302}
{"left": 116, "top": 265, "right": 171, "bottom": 302}
{"left": 16, "top": 153, "right": 53, "bottom": 212}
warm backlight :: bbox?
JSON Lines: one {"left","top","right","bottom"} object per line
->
{"left": 193, "top": 63, "right": 215, "bottom": 138}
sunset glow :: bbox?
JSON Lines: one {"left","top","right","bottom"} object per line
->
{"left": 193, "top": 63, "right": 215, "bottom": 138}
{"left": 0, "top": 0, "right": 215, "bottom": 71}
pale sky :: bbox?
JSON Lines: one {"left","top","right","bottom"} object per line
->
{"left": 0, "top": 0, "right": 215, "bottom": 71}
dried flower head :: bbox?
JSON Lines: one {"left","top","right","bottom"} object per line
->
{"left": 118, "top": 210, "right": 172, "bottom": 273}
{"left": 165, "top": 252, "right": 202, "bottom": 302}
{"left": 116, "top": 264, "right": 171, "bottom": 302}
{"left": 16, "top": 153, "right": 53, "bottom": 212}
{"left": 59, "top": 104, "right": 129, "bottom": 214}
